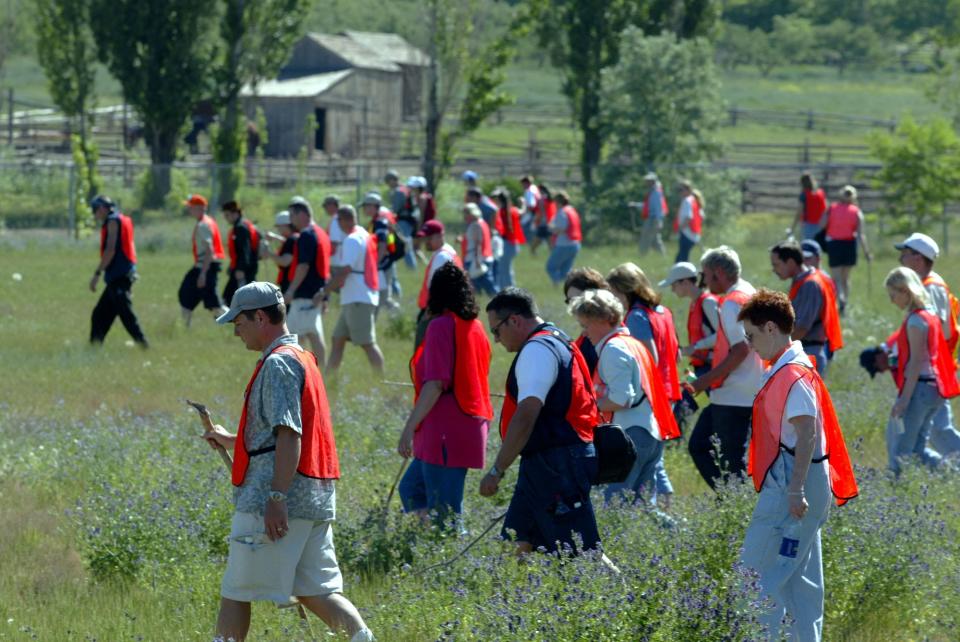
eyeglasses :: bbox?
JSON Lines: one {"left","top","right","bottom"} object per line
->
{"left": 491, "top": 315, "right": 511, "bottom": 339}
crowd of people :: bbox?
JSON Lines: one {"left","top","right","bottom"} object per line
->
{"left": 82, "top": 168, "right": 960, "bottom": 642}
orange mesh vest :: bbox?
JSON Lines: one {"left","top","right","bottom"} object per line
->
{"left": 673, "top": 196, "right": 702, "bottom": 234}
{"left": 101, "top": 212, "right": 137, "bottom": 265}
{"left": 687, "top": 291, "right": 717, "bottom": 367}
{"left": 789, "top": 269, "right": 844, "bottom": 351}
{"left": 802, "top": 189, "right": 827, "bottom": 224}
{"left": 894, "top": 309, "right": 960, "bottom": 399}
{"left": 409, "top": 312, "right": 493, "bottom": 421}
{"left": 635, "top": 303, "right": 682, "bottom": 402}
{"left": 193, "top": 214, "right": 225, "bottom": 263}
{"left": 417, "top": 246, "right": 462, "bottom": 310}
{"left": 711, "top": 288, "right": 753, "bottom": 389}
{"left": 228, "top": 218, "right": 260, "bottom": 270}
{"left": 594, "top": 330, "right": 680, "bottom": 440}
{"left": 923, "top": 273, "right": 960, "bottom": 356}
{"left": 642, "top": 187, "right": 667, "bottom": 220}
{"left": 749, "top": 358, "right": 858, "bottom": 505}
{"left": 232, "top": 344, "right": 340, "bottom": 486}
{"left": 825, "top": 202, "right": 859, "bottom": 240}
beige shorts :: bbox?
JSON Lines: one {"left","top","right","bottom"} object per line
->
{"left": 221, "top": 511, "right": 344, "bottom": 604}
{"left": 287, "top": 299, "right": 324, "bottom": 337}
{"left": 332, "top": 302, "right": 376, "bottom": 345}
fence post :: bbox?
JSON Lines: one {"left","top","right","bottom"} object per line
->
{"left": 806, "top": 110, "right": 814, "bottom": 131}
{"left": 729, "top": 107, "right": 738, "bottom": 127}
{"left": 802, "top": 139, "right": 810, "bottom": 165}
{"left": 7, "top": 88, "right": 13, "bottom": 146}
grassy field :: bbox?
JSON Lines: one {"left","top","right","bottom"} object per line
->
{"left": 1, "top": 206, "right": 959, "bottom": 640}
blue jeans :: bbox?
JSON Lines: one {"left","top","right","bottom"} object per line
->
{"left": 545, "top": 243, "right": 580, "bottom": 284}
{"left": 802, "top": 222, "right": 822, "bottom": 241}
{"left": 604, "top": 427, "right": 664, "bottom": 504}
{"left": 929, "top": 402, "right": 960, "bottom": 458}
{"left": 887, "top": 382, "right": 946, "bottom": 474}
{"left": 466, "top": 259, "right": 498, "bottom": 296}
{"left": 802, "top": 342, "right": 829, "bottom": 377}
{"left": 497, "top": 241, "right": 518, "bottom": 290}
{"left": 396, "top": 220, "right": 417, "bottom": 269}
{"left": 398, "top": 457, "right": 468, "bottom": 525}
{"left": 675, "top": 233, "right": 697, "bottom": 263}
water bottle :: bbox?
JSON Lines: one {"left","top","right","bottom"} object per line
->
{"left": 778, "top": 521, "right": 801, "bottom": 560}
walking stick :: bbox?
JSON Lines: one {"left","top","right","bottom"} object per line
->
{"left": 184, "top": 399, "right": 233, "bottom": 471}
{"left": 415, "top": 511, "right": 508, "bottom": 575}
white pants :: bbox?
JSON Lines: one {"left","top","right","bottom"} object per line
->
{"left": 741, "top": 454, "right": 831, "bottom": 641}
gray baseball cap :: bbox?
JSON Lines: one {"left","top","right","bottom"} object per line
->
{"left": 217, "top": 282, "right": 284, "bottom": 324}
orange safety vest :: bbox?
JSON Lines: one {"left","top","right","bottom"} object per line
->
{"left": 101, "top": 212, "right": 137, "bottom": 265}
{"left": 562, "top": 205, "right": 583, "bottom": 242}
{"left": 825, "top": 202, "right": 860, "bottom": 241}
{"left": 789, "top": 269, "right": 844, "bottom": 352}
{"left": 232, "top": 344, "right": 340, "bottom": 486}
{"left": 228, "top": 218, "right": 260, "bottom": 270}
{"left": 802, "top": 188, "right": 828, "bottom": 225}
{"left": 673, "top": 195, "right": 702, "bottom": 235}
{"left": 711, "top": 288, "right": 753, "bottom": 389}
{"left": 346, "top": 228, "right": 379, "bottom": 291}
{"left": 687, "top": 291, "right": 717, "bottom": 367}
{"left": 500, "top": 325, "right": 598, "bottom": 446}
{"left": 193, "top": 214, "right": 226, "bottom": 263}
{"left": 276, "top": 233, "right": 298, "bottom": 287}
{"left": 290, "top": 223, "right": 332, "bottom": 282}
{"left": 460, "top": 220, "right": 494, "bottom": 260}
{"left": 496, "top": 206, "right": 526, "bottom": 244}
{"left": 642, "top": 186, "right": 668, "bottom": 221}
{"left": 749, "top": 358, "right": 858, "bottom": 506}
{"left": 922, "top": 273, "right": 960, "bottom": 356}
{"left": 417, "top": 246, "right": 463, "bottom": 310}
{"left": 894, "top": 309, "right": 960, "bottom": 398}
{"left": 409, "top": 312, "right": 493, "bottom": 421}
{"left": 634, "top": 302, "right": 682, "bottom": 402}
{"left": 594, "top": 330, "right": 680, "bottom": 440}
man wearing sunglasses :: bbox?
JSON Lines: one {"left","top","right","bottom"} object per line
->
{"left": 480, "top": 288, "right": 601, "bottom": 555}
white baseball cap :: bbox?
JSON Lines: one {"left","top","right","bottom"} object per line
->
{"left": 895, "top": 233, "right": 940, "bottom": 261}
{"left": 658, "top": 262, "right": 698, "bottom": 288}
{"left": 274, "top": 211, "right": 291, "bottom": 226}
{"left": 643, "top": 172, "right": 658, "bottom": 181}
{"left": 217, "top": 282, "right": 284, "bottom": 324}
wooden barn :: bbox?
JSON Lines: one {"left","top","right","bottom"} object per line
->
{"left": 243, "top": 31, "right": 428, "bottom": 158}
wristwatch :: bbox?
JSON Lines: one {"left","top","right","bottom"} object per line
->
{"left": 268, "top": 490, "right": 287, "bottom": 503}
{"left": 488, "top": 465, "right": 504, "bottom": 479}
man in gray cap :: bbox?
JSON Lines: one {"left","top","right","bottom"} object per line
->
{"left": 659, "top": 261, "right": 718, "bottom": 380}
{"left": 322, "top": 195, "right": 344, "bottom": 264}
{"left": 637, "top": 172, "right": 667, "bottom": 256}
{"left": 204, "top": 282, "right": 374, "bottom": 642}
{"left": 266, "top": 211, "right": 298, "bottom": 293}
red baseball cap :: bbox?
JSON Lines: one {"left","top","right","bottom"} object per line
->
{"left": 184, "top": 194, "right": 208, "bottom": 207}
{"left": 416, "top": 220, "right": 445, "bottom": 237}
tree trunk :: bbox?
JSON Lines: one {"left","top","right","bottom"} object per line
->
{"left": 579, "top": 86, "right": 602, "bottom": 212}
{"left": 422, "top": 0, "right": 439, "bottom": 190}
{"left": 215, "top": 96, "right": 244, "bottom": 203}
{"left": 146, "top": 127, "right": 177, "bottom": 208}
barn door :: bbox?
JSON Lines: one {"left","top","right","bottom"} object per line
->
{"left": 314, "top": 108, "right": 326, "bottom": 151}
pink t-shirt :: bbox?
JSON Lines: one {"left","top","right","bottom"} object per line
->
{"left": 413, "top": 315, "right": 489, "bottom": 469}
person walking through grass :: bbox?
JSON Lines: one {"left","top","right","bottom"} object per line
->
{"left": 545, "top": 190, "right": 582, "bottom": 285}
{"left": 673, "top": 180, "right": 703, "bottom": 263}
{"left": 202, "top": 282, "right": 374, "bottom": 642}
{"left": 493, "top": 187, "right": 525, "bottom": 290}
{"left": 791, "top": 171, "right": 829, "bottom": 242}
{"left": 89, "top": 195, "right": 148, "bottom": 347}
{"left": 398, "top": 263, "right": 493, "bottom": 527}
{"left": 284, "top": 196, "right": 332, "bottom": 368}
{"left": 221, "top": 201, "right": 261, "bottom": 306}
{"left": 178, "top": 193, "right": 228, "bottom": 326}
{"left": 738, "top": 289, "right": 857, "bottom": 642}
{"left": 659, "top": 261, "right": 718, "bottom": 381}
{"left": 823, "top": 185, "right": 872, "bottom": 315}
{"left": 637, "top": 172, "right": 667, "bottom": 256}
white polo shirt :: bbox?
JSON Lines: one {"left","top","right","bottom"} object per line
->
{"left": 337, "top": 227, "right": 379, "bottom": 306}
{"left": 711, "top": 279, "right": 764, "bottom": 407}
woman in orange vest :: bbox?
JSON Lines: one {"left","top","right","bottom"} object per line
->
{"left": 569, "top": 289, "right": 680, "bottom": 504}
{"left": 460, "top": 203, "right": 498, "bottom": 296}
{"left": 823, "top": 185, "right": 872, "bottom": 315}
{"left": 493, "top": 187, "right": 525, "bottom": 290}
{"left": 545, "top": 190, "right": 582, "bottom": 285}
{"left": 398, "top": 263, "right": 493, "bottom": 526}
{"left": 792, "top": 172, "right": 829, "bottom": 242}
{"left": 884, "top": 267, "right": 960, "bottom": 475}
{"left": 738, "top": 289, "right": 857, "bottom": 642}
{"left": 674, "top": 180, "right": 704, "bottom": 263}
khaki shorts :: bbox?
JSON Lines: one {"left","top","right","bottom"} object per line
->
{"left": 221, "top": 511, "right": 344, "bottom": 604}
{"left": 287, "top": 299, "right": 324, "bottom": 337}
{"left": 332, "top": 302, "right": 376, "bottom": 345}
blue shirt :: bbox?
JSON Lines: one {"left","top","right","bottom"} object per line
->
{"left": 646, "top": 185, "right": 666, "bottom": 220}
{"left": 625, "top": 306, "right": 654, "bottom": 345}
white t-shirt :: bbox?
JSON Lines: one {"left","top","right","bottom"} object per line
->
{"left": 328, "top": 219, "right": 346, "bottom": 267}
{"left": 515, "top": 339, "right": 560, "bottom": 403}
{"left": 711, "top": 280, "right": 764, "bottom": 407}
{"left": 426, "top": 243, "right": 457, "bottom": 285}
{"left": 924, "top": 272, "right": 953, "bottom": 338}
{"left": 337, "top": 227, "right": 379, "bottom": 306}
{"left": 677, "top": 196, "right": 701, "bottom": 243}
{"left": 596, "top": 332, "right": 657, "bottom": 439}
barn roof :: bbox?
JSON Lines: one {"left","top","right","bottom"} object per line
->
{"left": 341, "top": 30, "right": 430, "bottom": 67}
{"left": 305, "top": 33, "right": 401, "bottom": 72}
{"left": 242, "top": 70, "right": 353, "bottom": 98}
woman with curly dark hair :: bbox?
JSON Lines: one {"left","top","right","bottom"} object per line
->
{"left": 398, "top": 263, "right": 494, "bottom": 525}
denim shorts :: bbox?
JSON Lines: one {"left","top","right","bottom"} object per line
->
{"left": 502, "top": 442, "right": 600, "bottom": 554}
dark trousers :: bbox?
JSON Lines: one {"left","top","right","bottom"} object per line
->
{"left": 90, "top": 277, "right": 147, "bottom": 345}
{"left": 688, "top": 403, "right": 752, "bottom": 490}
{"left": 222, "top": 266, "right": 257, "bottom": 307}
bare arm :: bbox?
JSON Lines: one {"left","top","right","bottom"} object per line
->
{"left": 692, "top": 341, "right": 749, "bottom": 393}
{"left": 493, "top": 397, "right": 542, "bottom": 472}
{"left": 893, "top": 322, "right": 927, "bottom": 417}
{"left": 328, "top": 265, "right": 351, "bottom": 291}
{"left": 271, "top": 426, "right": 301, "bottom": 493}
{"left": 285, "top": 264, "right": 310, "bottom": 301}
{"left": 856, "top": 211, "right": 872, "bottom": 259}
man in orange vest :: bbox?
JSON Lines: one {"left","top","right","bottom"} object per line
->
{"left": 687, "top": 246, "right": 764, "bottom": 489}
{"left": 202, "top": 282, "right": 374, "bottom": 642}
{"left": 480, "top": 288, "right": 601, "bottom": 555}
{"left": 770, "top": 240, "right": 843, "bottom": 377}
{"left": 89, "top": 195, "right": 148, "bottom": 347}
{"left": 324, "top": 205, "right": 385, "bottom": 375}
{"left": 179, "top": 193, "right": 228, "bottom": 326}
{"left": 285, "top": 196, "right": 331, "bottom": 367}
{"left": 637, "top": 172, "right": 666, "bottom": 256}
{"left": 221, "top": 201, "right": 261, "bottom": 306}
{"left": 894, "top": 232, "right": 960, "bottom": 460}
{"left": 738, "top": 289, "right": 857, "bottom": 642}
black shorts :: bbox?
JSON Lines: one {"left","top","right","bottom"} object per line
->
{"left": 179, "top": 264, "right": 223, "bottom": 311}
{"left": 535, "top": 224, "right": 551, "bottom": 240}
{"left": 826, "top": 239, "right": 857, "bottom": 268}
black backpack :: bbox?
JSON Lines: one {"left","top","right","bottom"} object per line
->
{"left": 592, "top": 423, "right": 638, "bottom": 485}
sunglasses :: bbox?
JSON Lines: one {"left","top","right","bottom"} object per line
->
{"left": 491, "top": 315, "right": 511, "bottom": 339}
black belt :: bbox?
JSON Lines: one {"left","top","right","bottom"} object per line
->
{"left": 919, "top": 376, "right": 937, "bottom": 383}
{"left": 780, "top": 444, "right": 828, "bottom": 464}
{"left": 248, "top": 445, "right": 276, "bottom": 457}
{"left": 801, "top": 340, "right": 826, "bottom": 347}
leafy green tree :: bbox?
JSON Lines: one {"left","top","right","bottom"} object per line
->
{"left": 0, "top": 0, "right": 34, "bottom": 81}
{"left": 816, "top": 20, "right": 887, "bottom": 74}
{"left": 211, "top": 0, "right": 310, "bottom": 203}
{"left": 34, "top": 0, "right": 101, "bottom": 216}
{"left": 89, "top": 0, "right": 216, "bottom": 206}
{"left": 536, "top": 0, "right": 718, "bottom": 193}
{"left": 870, "top": 117, "right": 960, "bottom": 231}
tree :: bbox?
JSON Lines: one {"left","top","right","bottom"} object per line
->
{"left": 34, "top": 0, "right": 101, "bottom": 220}
{"left": 89, "top": 0, "right": 216, "bottom": 206}
{"left": 870, "top": 117, "right": 960, "bottom": 231}
{"left": 536, "top": 0, "right": 718, "bottom": 193}
{"left": 211, "top": 0, "right": 310, "bottom": 203}
{"left": 0, "top": 0, "right": 34, "bottom": 81}
{"left": 815, "top": 20, "right": 886, "bottom": 74}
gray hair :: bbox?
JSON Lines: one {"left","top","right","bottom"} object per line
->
{"left": 701, "top": 245, "right": 741, "bottom": 281}
{"left": 568, "top": 289, "right": 624, "bottom": 326}
{"left": 337, "top": 204, "right": 357, "bottom": 221}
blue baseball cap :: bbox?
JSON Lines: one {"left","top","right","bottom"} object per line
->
{"left": 462, "top": 170, "right": 478, "bottom": 182}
